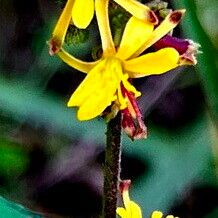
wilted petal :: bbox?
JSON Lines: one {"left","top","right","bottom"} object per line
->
{"left": 125, "top": 48, "right": 180, "bottom": 78}
{"left": 179, "top": 40, "right": 200, "bottom": 65}
{"left": 122, "top": 108, "right": 147, "bottom": 140}
{"left": 116, "top": 17, "right": 154, "bottom": 60}
{"left": 153, "top": 35, "right": 200, "bottom": 65}
{"left": 153, "top": 35, "right": 190, "bottom": 54}
{"left": 121, "top": 109, "right": 136, "bottom": 139}
{"left": 121, "top": 87, "right": 147, "bottom": 140}
{"left": 72, "top": 0, "right": 94, "bottom": 29}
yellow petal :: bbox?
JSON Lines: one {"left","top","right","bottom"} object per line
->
{"left": 72, "top": 0, "right": 94, "bottom": 29}
{"left": 95, "top": 0, "right": 116, "bottom": 56}
{"left": 68, "top": 57, "right": 123, "bottom": 120}
{"left": 124, "top": 48, "right": 180, "bottom": 78}
{"left": 132, "top": 10, "right": 186, "bottom": 58}
{"left": 50, "top": 0, "right": 75, "bottom": 54}
{"left": 122, "top": 188, "right": 131, "bottom": 209}
{"left": 166, "top": 216, "right": 176, "bottom": 218}
{"left": 116, "top": 207, "right": 128, "bottom": 218}
{"left": 151, "top": 211, "right": 163, "bottom": 218}
{"left": 113, "top": 0, "right": 158, "bottom": 24}
{"left": 116, "top": 17, "right": 154, "bottom": 60}
{"left": 58, "top": 48, "right": 99, "bottom": 73}
{"left": 129, "top": 201, "right": 142, "bottom": 218}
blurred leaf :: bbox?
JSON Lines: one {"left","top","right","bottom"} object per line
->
{"left": 0, "top": 139, "right": 29, "bottom": 178}
{"left": 0, "top": 196, "right": 42, "bottom": 218}
{"left": 0, "top": 77, "right": 105, "bottom": 141}
{"left": 205, "top": 208, "right": 218, "bottom": 218}
{"left": 174, "top": 0, "right": 218, "bottom": 125}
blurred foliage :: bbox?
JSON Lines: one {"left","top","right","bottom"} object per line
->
{"left": 0, "top": 197, "right": 42, "bottom": 218}
{"left": 174, "top": 0, "right": 218, "bottom": 126}
{"left": 0, "top": 0, "right": 218, "bottom": 217}
{"left": 0, "top": 139, "right": 29, "bottom": 179}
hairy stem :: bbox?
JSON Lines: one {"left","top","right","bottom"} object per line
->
{"left": 103, "top": 113, "right": 122, "bottom": 218}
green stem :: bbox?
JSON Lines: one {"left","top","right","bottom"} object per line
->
{"left": 103, "top": 113, "right": 122, "bottom": 218}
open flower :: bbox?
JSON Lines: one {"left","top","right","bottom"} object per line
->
{"left": 49, "top": 0, "right": 198, "bottom": 139}
{"left": 117, "top": 180, "right": 179, "bottom": 218}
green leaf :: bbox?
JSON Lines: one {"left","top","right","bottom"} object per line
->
{"left": 0, "top": 139, "right": 29, "bottom": 178}
{"left": 0, "top": 77, "right": 105, "bottom": 141}
{"left": 0, "top": 196, "right": 43, "bottom": 218}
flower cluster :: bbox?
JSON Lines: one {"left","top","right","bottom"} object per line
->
{"left": 49, "top": 0, "right": 199, "bottom": 140}
{"left": 117, "top": 180, "right": 179, "bottom": 218}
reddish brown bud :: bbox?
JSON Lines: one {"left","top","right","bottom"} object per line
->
{"left": 119, "top": 180, "right": 131, "bottom": 194}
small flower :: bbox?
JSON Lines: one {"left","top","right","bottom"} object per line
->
{"left": 117, "top": 180, "right": 179, "bottom": 218}
{"left": 49, "top": 0, "right": 198, "bottom": 139}
{"left": 151, "top": 211, "right": 179, "bottom": 218}
{"left": 116, "top": 180, "right": 142, "bottom": 218}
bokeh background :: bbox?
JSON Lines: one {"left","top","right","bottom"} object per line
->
{"left": 0, "top": 0, "right": 218, "bottom": 217}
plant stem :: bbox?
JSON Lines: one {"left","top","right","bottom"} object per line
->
{"left": 103, "top": 113, "right": 122, "bottom": 218}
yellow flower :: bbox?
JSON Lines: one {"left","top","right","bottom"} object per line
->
{"left": 49, "top": 0, "right": 197, "bottom": 138}
{"left": 58, "top": 0, "right": 186, "bottom": 117}
{"left": 116, "top": 180, "right": 179, "bottom": 218}
{"left": 151, "top": 211, "right": 179, "bottom": 218}
{"left": 116, "top": 180, "right": 142, "bottom": 218}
